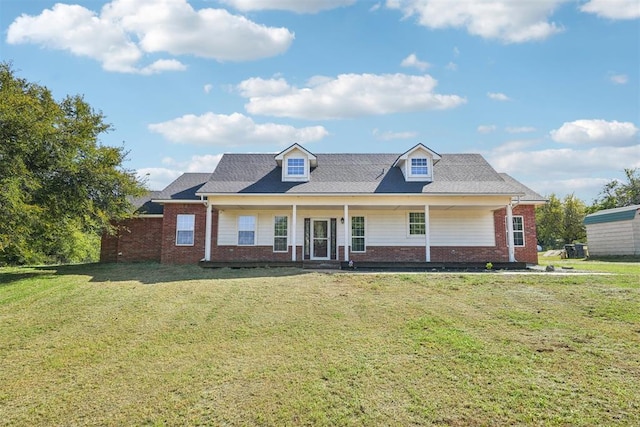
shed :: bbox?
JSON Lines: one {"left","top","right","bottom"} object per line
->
{"left": 584, "top": 204, "right": 640, "bottom": 256}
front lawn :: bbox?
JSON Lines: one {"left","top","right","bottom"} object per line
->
{"left": 1, "top": 263, "right": 639, "bottom": 426}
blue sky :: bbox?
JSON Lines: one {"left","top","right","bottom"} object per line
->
{"left": 2, "top": 0, "right": 638, "bottom": 203}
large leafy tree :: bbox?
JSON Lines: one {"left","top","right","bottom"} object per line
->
{"left": 588, "top": 168, "right": 640, "bottom": 213}
{"left": 535, "top": 193, "right": 587, "bottom": 249}
{"left": 535, "top": 193, "right": 564, "bottom": 249}
{"left": 0, "top": 62, "right": 145, "bottom": 265}
{"left": 562, "top": 194, "right": 586, "bottom": 244}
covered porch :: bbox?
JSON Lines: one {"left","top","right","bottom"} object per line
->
{"left": 201, "top": 194, "right": 523, "bottom": 265}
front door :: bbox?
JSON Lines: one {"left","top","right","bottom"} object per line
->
{"left": 312, "top": 219, "right": 329, "bottom": 260}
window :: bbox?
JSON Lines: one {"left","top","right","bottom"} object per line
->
{"left": 287, "top": 158, "right": 305, "bottom": 176}
{"left": 409, "top": 212, "right": 425, "bottom": 235}
{"left": 176, "top": 214, "right": 195, "bottom": 246}
{"left": 506, "top": 216, "right": 525, "bottom": 246}
{"left": 274, "top": 216, "right": 288, "bottom": 252}
{"left": 351, "top": 216, "right": 365, "bottom": 252}
{"left": 238, "top": 215, "right": 256, "bottom": 245}
{"left": 411, "top": 158, "right": 428, "bottom": 175}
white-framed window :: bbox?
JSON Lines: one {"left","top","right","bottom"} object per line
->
{"left": 409, "top": 212, "right": 426, "bottom": 235}
{"left": 506, "top": 216, "right": 525, "bottom": 247}
{"left": 411, "top": 158, "right": 428, "bottom": 175}
{"left": 351, "top": 216, "right": 365, "bottom": 252}
{"left": 238, "top": 215, "right": 256, "bottom": 245}
{"left": 274, "top": 215, "right": 288, "bottom": 252}
{"left": 176, "top": 214, "right": 195, "bottom": 246}
{"left": 287, "top": 158, "right": 305, "bottom": 176}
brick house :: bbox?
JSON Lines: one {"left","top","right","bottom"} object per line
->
{"left": 101, "top": 144, "right": 546, "bottom": 267}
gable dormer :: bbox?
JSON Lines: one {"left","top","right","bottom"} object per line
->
{"left": 393, "top": 144, "right": 441, "bottom": 182}
{"left": 274, "top": 143, "right": 317, "bottom": 182}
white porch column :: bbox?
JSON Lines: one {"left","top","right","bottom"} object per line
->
{"left": 291, "top": 204, "right": 297, "bottom": 261}
{"left": 343, "top": 204, "right": 349, "bottom": 261}
{"left": 204, "top": 200, "right": 212, "bottom": 261}
{"left": 506, "top": 203, "right": 516, "bottom": 262}
{"left": 424, "top": 204, "right": 431, "bottom": 262}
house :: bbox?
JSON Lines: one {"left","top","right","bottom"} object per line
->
{"left": 584, "top": 204, "right": 640, "bottom": 256}
{"left": 101, "top": 144, "right": 546, "bottom": 267}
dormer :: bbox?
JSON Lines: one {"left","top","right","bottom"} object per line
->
{"left": 393, "top": 144, "right": 441, "bottom": 182}
{"left": 274, "top": 143, "right": 317, "bottom": 182}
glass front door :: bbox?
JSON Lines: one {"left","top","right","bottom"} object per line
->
{"left": 312, "top": 220, "right": 329, "bottom": 259}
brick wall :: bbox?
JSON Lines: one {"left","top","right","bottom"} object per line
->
{"left": 100, "top": 217, "right": 163, "bottom": 262}
{"left": 493, "top": 204, "right": 539, "bottom": 264}
{"left": 161, "top": 204, "right": 207, "bottom": 264}
{"left": 100, "top": 231, "right": 119, "bottom": 263}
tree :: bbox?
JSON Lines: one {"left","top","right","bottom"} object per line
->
{"left": 535, "top": 193, "right": 564, "bottom": 249}
{"left": 588, "top": 168, "right": 640, "bottom": 213}
{"left": 0, "top": 62, "right": 145, "bottom": 265}
{"left": 535, "top": 193, "right": 587, "bottom": 249}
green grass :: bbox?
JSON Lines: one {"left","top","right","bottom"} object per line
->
{"left": 538, "top": 255, "right": 640, "bottom": 274}
{"left": 1, "top": 262, "right": 639, "bottom": 426}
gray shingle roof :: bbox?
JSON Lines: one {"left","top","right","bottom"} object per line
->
{"left": 154, "top": 173, "right": 211, "bottom": 200}
{"left": 499, "top": 173, "right": 547, "bottom": 202}
{"left": 127, "top": 191, "right": 163, "bottom": 215}
{"left": 196, "top": 153, "right": 537, "bottom": 196}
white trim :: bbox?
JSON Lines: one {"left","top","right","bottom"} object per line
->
{"left": 237, "top": 215, "right": 257, "bottom": 246}
{"left": 133, "top": 214, "right": 163, "bottom": 218}
{"left": 273, "top": 215, "right": 289, "bottom": 253}
{"left": 407, "top": 211, "right": 426, "bottom": 238}
{"left": 343, "top": 205, "right": 349, "bottom": 261}
{"left": 196, "top": 192, "right": 525, "bottom": 198}
{"left": 425, "top": 205, "right": 430, "bottom": 262}
{"left": 350, "top": 215, "right": 366, "bottom": 253}
{"left": 204, "top": 202, "right": 212, "bottom": 261}
{"left": 292, "top": 205, "right": 297, "bottom": 261}
{"left": 176, "top": 214, "right": 195, "bottom": 246}
{"left": 505, "top": 215, "right": 525, "bottom": 248}
{"left": 152, "top": 199, "right": 204, "bottom": 204}
{"left": 506, "top": 204, "right": 516, "bottom": 262}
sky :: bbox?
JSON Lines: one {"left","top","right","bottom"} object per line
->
{"left": 1, "top": 0, "right": 639, "bottom": 203}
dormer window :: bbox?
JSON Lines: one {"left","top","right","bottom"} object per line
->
{"left": 275, "top": 143, "right": 317, "bottom": 183}
{"left": 411, "top": 158, "right": 428, "bottom": 176}
{"left": 287, "top": 158, "right": 305, "bottom": 176}
{"left": 393, "top": 143, "right": 441, "bottom": 182}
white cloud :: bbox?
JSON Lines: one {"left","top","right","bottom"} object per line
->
{"left": 487, "top": 92, "right": 510, "bottom": 101}
{"left": 610, "top": 73, "right": 629, "bottom": 84}
{"left": 138, "top": 154, "right": 223, "bottom": 190}
{"left": 237, "top": 77, "right": 292, "bottom": 97}
{"left": 477, "top": 125, "right": 497, "bottom": 134}
{"left": 550, "top": 119, "right": 639, "bottom": 146}
{"left": 137, "top": 167, "right": 183, "bottom": 191}
{"left": 400, "top": 53, "right": 430, "bottom": 71}
{"left": 239, "top": 73, "right": 466, "bottom": 120}
{"left": 220, "top": 0, "right": 356, "bottom": 13}
{"left": 506, "top": 126, "right": 536, "bottom": 133}
{"left": 372, "top": 128, "right": 418, "bottom": 140}
{"left": 6, "top": 0, "right": 294, "bottom": 74}
{"left": 148, "top": 112, "right": 328, "bottom": 146}
{"left": 445, "top": 62, "right": 458, "bottom": 71}
{"left": 204, "top": 84, "right": 214, "bottom": 94}
{"left": 386, "top": 0, "right": 567, "bottom": 43}
{"left": 487, "top": 143, "right": 640, "bottom": 200}
{"left": 184, "top": 154, "right": 224, "bottom": 172}
{"left": 580, "top": 0, "right": 640, "bottom": 20}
